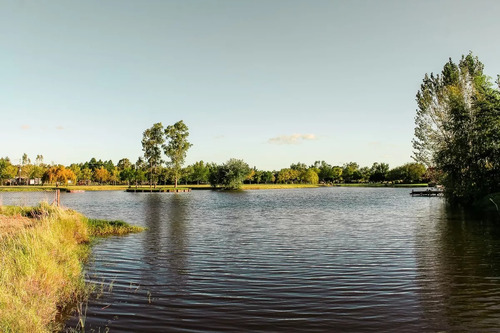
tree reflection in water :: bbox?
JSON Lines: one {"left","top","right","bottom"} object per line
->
{"left": 415, "top": 204, "right": 500, "bottom": 331}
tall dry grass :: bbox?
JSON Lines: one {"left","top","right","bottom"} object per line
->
{"left": 0, "top": 203, "right": 90, "bottom": 332}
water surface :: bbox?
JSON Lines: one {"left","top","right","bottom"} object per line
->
{"left": 2, "top": 188, "right": 499, "bottom": 332}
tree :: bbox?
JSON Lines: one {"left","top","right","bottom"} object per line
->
{"left": 190, "top": 160, "right": 209, "bottom": 184}
{"left": 117, "top": 158, "right": 132, "bottom": 170}
{"left": 369, "top": 162, "right": 389, "bottom": 182}
{"left": 209, "top": 158, "right": 250, "bottom": 190}
{"left": 94, "top": 167, "right": 110, "bottom": 184}
{"left": 0, "top": 157, "right": 17, "bottom": 185}
{"left": 342, "top": 162, "right": 360, "bottom": 183}
{"left": 142, "top": 123, "right": 165, "bottom": 188}
{"left": 261, "top": 171, "right": 275, "bottom": 184}
{"left": 163, "top": 120, "right": 192, "bottom": 188}
{"left": 42, "top": 165, "right": 76, "bottom": 185}
{"left": 277, "top": 168, "right": 300, "bottom": 183}
{"left": 133, "top": 157, "right": 147, "bottom": 187}
{"left": 300, "top": 169, "right": 319, "bottom": 184}
{"left": 68, "top": 164, "right": 82, "bottom": 181}
{"left": 387, "top": 163, "right": 426, "bottom": 183}
{"left": 109, "top": 167, "right": 120, "bottom": 185}
{"left": 81, "top": 168, "right": 93, "bottom": 185}
{"left": 413, "top": 52, "right": 500, "bottom": 203}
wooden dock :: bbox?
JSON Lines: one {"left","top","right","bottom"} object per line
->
{"left": 410, "top": 189, "right": 444, "bottom": 197}
{"left": 126, "top": 188, "right": 191, "bottom": 193}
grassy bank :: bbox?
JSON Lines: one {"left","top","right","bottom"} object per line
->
{"left": 0, "top": 203, "right": 144, "bottom": 332}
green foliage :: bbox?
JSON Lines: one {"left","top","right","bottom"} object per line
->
{"left": 163, "top": 120, "right": 192, "bottom": 187}
{"left": 369, "top": 162, "right": 389, "bottom": 182}
{"left": 189, "top": 160, "right": 209, "bottom": 184}
{"left": 277, "top": 168, "right": 300, "bottom": 183}
{"left": 86, "top": 218, "right": 144, "bottom": 237}
{"left": 300, "top": 169, "right": 319, "bottom": 184}
{"left": 387, "top": 163, "right": 426, "bottom": 183}
{"left": 208, "top": 158, "right": 251, "bottom": 190}
{"left": 342, "top": 162, "right": 361, "bottom": 182}
{"left": 142, "top": 122, "right": 165, "bottom": 187}
{"left": 413, "top": 52, "right": 500, "bottom": 204}
{"left": 0, "top": 157, "right": 15, "bottom": 185}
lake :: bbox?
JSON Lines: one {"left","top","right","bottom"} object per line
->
{"left": 2, "top": 188, "right": 500, "bottom": 332}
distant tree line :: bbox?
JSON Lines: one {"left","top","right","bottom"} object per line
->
{"left": 0, "top": 153, "right": 428, "bottom": 189}
{"left": 0, "top": 120, "right": 432, "bottom": 190}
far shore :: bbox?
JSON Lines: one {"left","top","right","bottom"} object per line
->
{"left": 0, "top": 183, "right": 429, "bottom": 193}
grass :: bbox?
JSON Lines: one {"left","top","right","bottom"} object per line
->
{"left": 86, "top": 218, "right": 145, "bottom": 236}
{"left": 0, "top": 202, "right": 144, "bottom": 333}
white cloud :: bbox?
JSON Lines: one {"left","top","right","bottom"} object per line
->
{"left": 268, "top": 133, "right": 317, "bottom": 145}
{"left": 21, "top": 125, "right": 30, "bottom": 130}
{"left": 56, "top": 126, "right": 64, "bottom": 130}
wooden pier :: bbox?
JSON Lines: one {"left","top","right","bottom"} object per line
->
{"left": 410, "top": 189, "right": 444, "bottom": 197}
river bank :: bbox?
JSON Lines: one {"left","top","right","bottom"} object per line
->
{"left": 0, "top": 203, "right": 143, "bottom": 332}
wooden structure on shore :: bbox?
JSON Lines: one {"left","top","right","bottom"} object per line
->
{"left": 126, "top": 188, "right": 191, "bottom": 193}
{"left": 410, "top": 189, "right": 444, "bottom": 197}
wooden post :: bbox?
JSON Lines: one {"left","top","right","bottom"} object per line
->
{"left": 55, "top": 189, "right": 60, "bottom": 207}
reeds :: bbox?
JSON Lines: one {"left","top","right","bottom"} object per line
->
{"left": 0, "top": 203, "right": 144, "bottom": 332}
{"left": 0, "top": 203, "right": 89, "bottom": 332}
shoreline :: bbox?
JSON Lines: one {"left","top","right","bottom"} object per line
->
{"left": 0, "top": 203, "right": 144, "bottom": 332}
{"left": 0, "top": 183, "right": 429, "bottom": 193}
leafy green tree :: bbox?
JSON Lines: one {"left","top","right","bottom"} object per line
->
{"left": 68, "top": 164, "right": 82, "bottom": 181}
{"left": 117, "top": 158, "right": 132, "bottom": 170}
{"left": 142, "top": 122, "right": 165, "bottom": 188}
{"left": 277, "top": 168, "right": 300, "bottom": 183}
{"left": 369, "top": 162, "right": 389, "bottom": 182}
{"left": 81, "top": 168, "right": 93, "bottom": 185}
{"left": 109, "top": 167, "right": 120, "bottom": 185}
{"left": 300, "top": 169, "right": 319, "bottom": 184}
{"left": 0, "top": 157, "right": 16, "bottom": 185}
{"left": 163, "top": 120, "right": 192, "bottom": 188}
{"left": 387, "top": 163, "right": 426, "bottom": 183}
{"left": 261, "top": 171, "right": 275, "bottom": 184}
{"left": 190, "top": 160, "right": 209, "bottom": 184}
{"left": 209, "top": 158, "right": 250, "bottom": 190}
{"left": 290, "top": 162, "right": 307, "bottom": 171}
{"left": 120, "top": 167, "right": 134, "bottom": 186}
{"left": 342, "top": 162, "right": 360, "bottom": 183}
{"left": 413, "top": 52, "right": 500, "bottom": 203}
{"left": 252, "top": 169, "right": 263, "bottom": 184}
{"left": 358, "top": 167, "right": 371, "bottom": 182}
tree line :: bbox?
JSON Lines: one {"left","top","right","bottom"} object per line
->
{"left": 0, "top": 152, "right": 428, "bottom": 189}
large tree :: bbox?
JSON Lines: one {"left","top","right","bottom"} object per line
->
{"left": 413, "top": 52, "right": 500, "bottom": 204}
{"left": 142, "top": 122, "right": 165, "bottom": 188}
{"left": 163, "top": 120, "right": 192, "bottom": 188}
{"left": 208, "top": 158, "right": 251, "bottom": 190}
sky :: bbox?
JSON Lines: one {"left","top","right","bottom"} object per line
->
{"left": 1, "top": 0, "right": 500, "bottom": 170}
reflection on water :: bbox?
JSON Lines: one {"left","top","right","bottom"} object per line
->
{"left": 415, "top": 204, "right": 500, "bottom": 331}
{"left": 1, "top": 189, "right": 500, "bottom": 332}
{"left": 142, "top": 194, "right": 189, "bottom": 290}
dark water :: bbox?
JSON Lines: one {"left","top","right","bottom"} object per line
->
{"left": 2, "top": 188, "right": 500, "bottom": 332}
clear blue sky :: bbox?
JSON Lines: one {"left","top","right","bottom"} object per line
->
{"left": 1, "top": 0, "right": 500, "bottom": 170}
